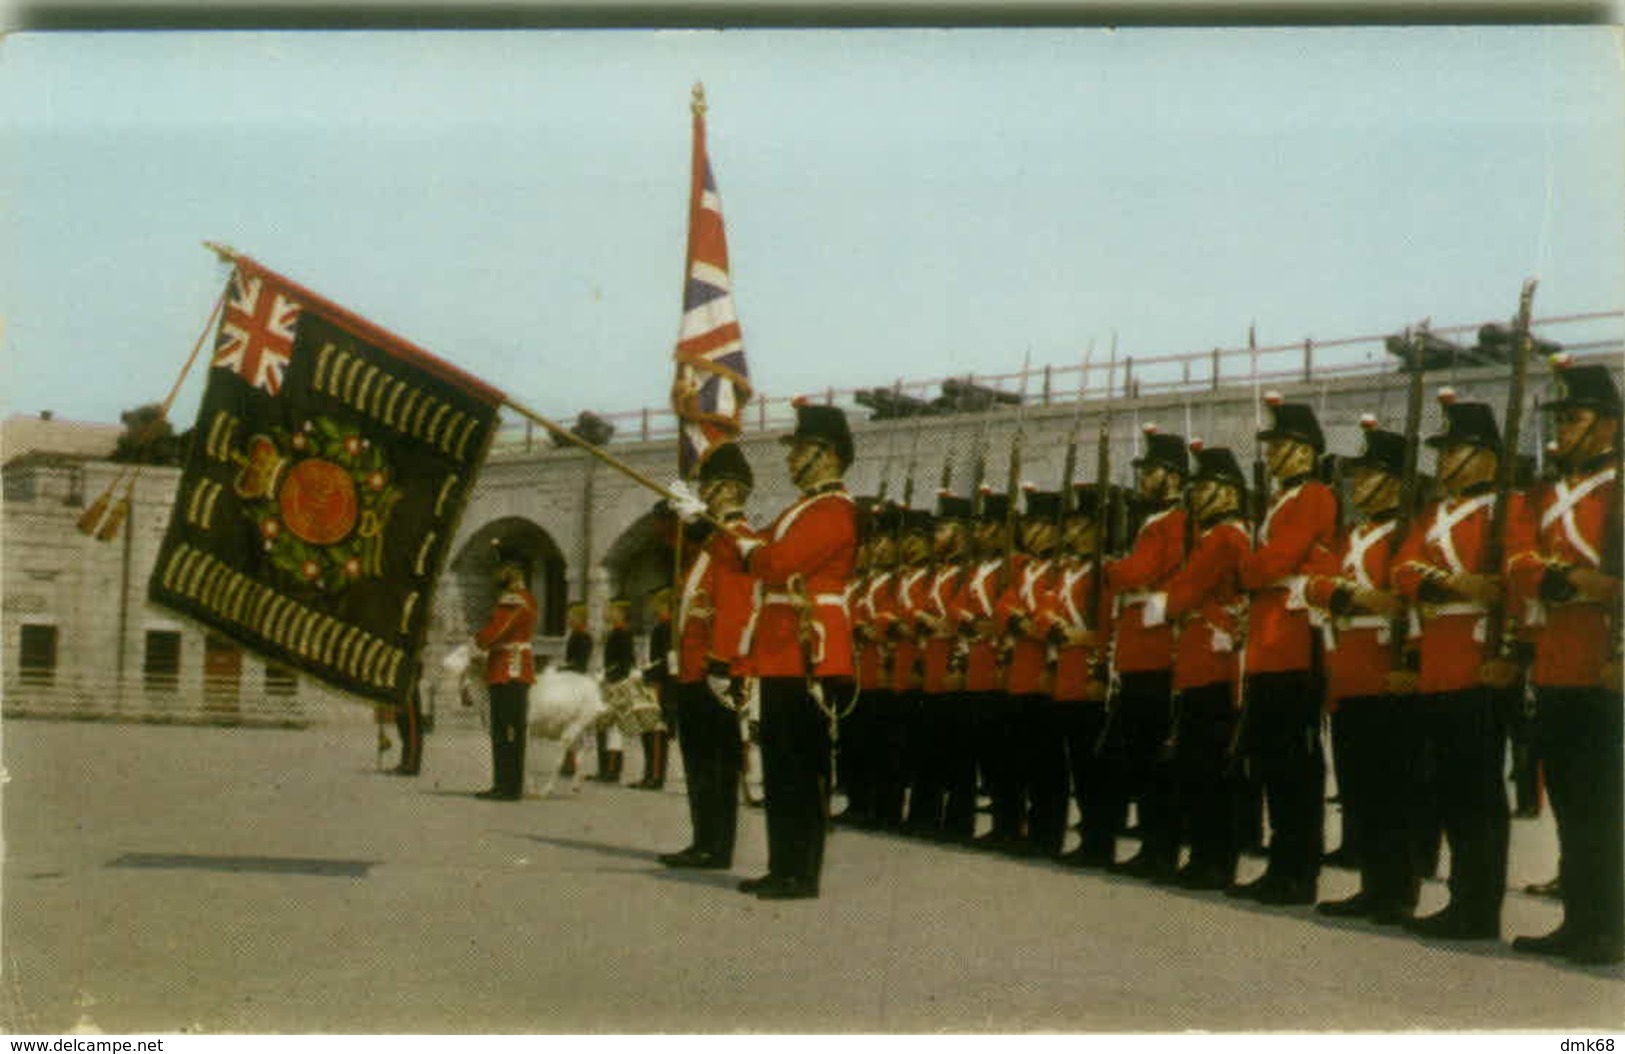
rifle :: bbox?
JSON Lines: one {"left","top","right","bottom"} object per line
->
{"left": 1388, "top": 324, "right": 1427, "bottom": 669}
{"left": 1249, "top": 322, "right": 1268, "bottom": 532}
{"left": 996, "top": 349, "right": 1034, "bottom": 597}
{"left": 1482, "top": 280, "right": 1538, "bottom": 662}
{"left": 967, "top": 376, "right": 996, "bottom": 515}
{"left": 875, "top": 379, "right": 905, "bottom": 503}
{"left": 1088, "top": 334, "right": 1121, "bottom": 624}
{"left": 1060, "top": 340, "right": 1095, "bottom": 514}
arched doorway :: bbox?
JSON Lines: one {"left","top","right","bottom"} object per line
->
{"left": 600, "top": 507, "right": 679, "bottom": 635}
{"left": 447, "top": 517, "right": 569, "bottom": 637}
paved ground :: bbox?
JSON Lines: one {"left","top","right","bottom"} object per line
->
{"left": 2, "top": 713, "right": 1620, "bottom": 1035}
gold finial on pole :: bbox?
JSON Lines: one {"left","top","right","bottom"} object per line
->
{"left": 202, "top": 240, "right": 240, "bottom": 264}
{"left": 691, "top": 81, "right": 707, "bottom": 117}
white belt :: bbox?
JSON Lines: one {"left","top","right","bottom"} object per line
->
{"left": 1422, "top": 602, "right": 1488, "bottom": 619}
{"left": 1118, "top": 590, "right": 1155, "bottom": 607}
{"left": 763, "top": 592, "right": 847, "bottom": 608}
{"left": 1338, "top": 615, "right": 1391, "bottom": 631}
{"left": 494, "top": 642, "right": 533, "bottom": 652}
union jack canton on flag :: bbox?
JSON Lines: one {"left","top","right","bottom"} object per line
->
{"left": 671, "top": 83, "right": 753, "bottom": 480}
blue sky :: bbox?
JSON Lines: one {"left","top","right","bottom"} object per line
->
{"left": 3, "top": 27, "right": 1621, "bottom": 431}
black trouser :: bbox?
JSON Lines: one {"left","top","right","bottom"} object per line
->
{"left": 1242, "top": 670, "right": 1325, "bottom": 887}
{"left": 971, "top": 691, "right": 1009, "bottom": 830}
{"left": 871, "top": 689, "right": 911, "bottom": 829}
{"left": 1335, "top": 693, "right": 1424, "bottom": 910}
{"left": 942, "top": 692, "right": 981, "bottom": 840}
{"left": 904, "top": 690, "right": 953, "bottom": 835}
{"left": 1535, "top": 685, "right": 1623, "bottom": 945}
{"left": 836, "top": 687, "right": 880, "bottom": 822}
{"left": 985, "top": 694, "right": 1034, "bottom": 841}
{"left": 1172, "top": 682, "right": 1238, "bottom": 879}
{"left": 394, "top": 689, "right": 424, "bottom": 771}
{"left": 1418, "top": 687, "right": 1510, "bottom": 926}
{"left": 1026, "top": 696, "right": 1073, "bottom": 856}
{"left": 760, "top": 677, "right": 840, "bottom": 887}
{"left": 1060, "top": 698, "right": 1116, "bottom": 861}
{"left": 1328, "top": 705, "right": 1362, "bottom": 859}
{"left": 487, "top": 681, "right": 529, "bottom": 797}
{"left": 1099, "top": 670, "right": 1178, "bottom": 867}
{"left": 674, "top": 680, "right": 743, "bottom": 862}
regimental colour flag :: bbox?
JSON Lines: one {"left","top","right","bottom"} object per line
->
{"left": 151, "top": 255, "right": 506, "bottom": 707}
{"left": 671, "top": 82, "right": 753, "bottom": 479}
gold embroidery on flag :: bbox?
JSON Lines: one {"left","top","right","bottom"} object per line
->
{"left": 383, "top": 650, "right": 403, "bottom": 689}
{"left": 316, "top": 343, "right": 337, "bottom": 392}
{"left": 355, "top": 364, "right": 380, "bottom": 414}
{"left": 383, "top": 378, "right": 406, "bottom": 427}
{"left": 435, "top": 475, "right": 459, "bottom": 517}
{"left": 399, "top": 591, "right": 419, "bottom": 635}
{"left": 426, "top": 403, "right": 450, "bottom": 447}
{"left": 397, "top": 390, "right": 422, "bottom": 435}
{"left": 415, "top": 531, "right": 437, "bottom": 576}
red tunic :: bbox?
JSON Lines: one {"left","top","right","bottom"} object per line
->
{"left": 953, "top": 557, "right": 1006, "bottom": 693}
{"left": 737, "top": 487, "right": 858, "bottom": 679}
{"left": 475, "top": 587, "right": 539, "bottom": 685}
{"left": 1304, "top": 516, "right": 1402, "bottom": 703}
{"left": 851, "top": 570, "right": 893, "bottom": 692}
{"left": 1159, "top": 518, "right": 1250, "bottom": 692}
{"left": 1507, "top": 464, "right": 1620, "bottom": 687}
{"left": 921, "top": 563, "right": 967, "bottom": 694}
{"left": 1106, "top": 504, "right": 1186, "bottom": 674}
{"left": 889, "top": 565, "right": 931, "bottom": 692}
{"left": 1392, "top": 488, "right": 1535, "bottom": 694}
{"left": 677, "top": 520, "right": 757, "bottom": 683}
{"left": 1049, "top": 557, "right": 1114, "bottom": 702}
{"left": 997, "top": 553, "right": 1059, "bottom": 695}
{"left": 1240, "top": 479, "right": 1337, "bottom": 675}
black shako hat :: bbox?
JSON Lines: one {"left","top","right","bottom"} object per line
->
{"left": 1344, "top": 416, "right": 1406, "bottom": 477}
{"left": 977, "top": 490, "right": 1010, "bottom": 523}
{"left": 1065, "top": 482, "right": 1105, "bottom": 518}
{"left": 1021, "top": 488, "right": 1063, "bottom": 521}
{"left": 866, "top": 500, "right": 902, "bottom": 536}
{"left": 780, "top": 400, "right": 854, "bottom": 470}
{"left": 900, "top": 507, "right": 934, "bottom": 536}
{"left": 1132, "top": 426, "right": 1189, "bottom": 476}
{"left": 696, "top": 441, "right": 754, "bottom": 488}
{"left": 1257, "top": 395, "right": 1326, "bottom": 453}
{"left": 1425, "top": 394, "right": 1501, "bottom": 453}
{"left": 935, "top": 490, "right": 974, "bottom": 521}
{"left": 490, "top": 538, "right": 533, "bottom": 581}
{"left": 1189, "top": 443, "right": 1248, "bottom": 490}
{"left": 1546, "top": 360, "right": 1622, "bottom": 417}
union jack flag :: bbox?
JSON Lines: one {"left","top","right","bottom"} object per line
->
{"left": 213, "top": 269, "right": 303, "bottom": 395}
{"left": 671, "top": 83, "right": 752, "bottom": 479}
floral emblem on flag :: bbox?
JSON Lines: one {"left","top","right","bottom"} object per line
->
{"left": 213, "top": 271, "right": 302, "bottom": 395}
{"left": 232, "top": 417, "right": 401, "bottom": 591}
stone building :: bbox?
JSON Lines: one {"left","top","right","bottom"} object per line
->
{"left": 4, "top": 312, "right": 1619, "bottom": 725}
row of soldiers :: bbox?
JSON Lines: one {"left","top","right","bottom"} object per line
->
{"left": 831, "top": 359, "right": 1621, "bottom": 966}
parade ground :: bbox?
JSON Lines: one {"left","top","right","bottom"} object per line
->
{"left": 3, "top": 714, "right": 1620, "bottom": 1035}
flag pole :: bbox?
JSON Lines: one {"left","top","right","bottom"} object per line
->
{"left": 502, "top": 394, "right": 725, "bottom": 532}
{"left": 79, "top": 244, "right": 234, "bottom": 540}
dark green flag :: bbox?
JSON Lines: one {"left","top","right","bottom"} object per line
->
{"left": 151, "top": 255, "right": 505, "bottom": 707}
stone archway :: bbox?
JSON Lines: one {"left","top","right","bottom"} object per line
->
{"left": 447, "top": 516, "right": 569, "bottom": 637}
{"left": 600, "top": 507, "right": 679, "bottom": 635}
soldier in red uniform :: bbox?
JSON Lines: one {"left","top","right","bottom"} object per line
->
{"left": 658, "top": 443, "right": 757, "bottom": 870}
{"left": 1102, "top": 426, "right": 1188, "bottom": 880}
{"left": 881, "top": 508, "right": 932, "bottom": 832}
{"left": 1305, "top": 418, "right": 1421, "bottom": 923}
{"left": 838, "top": 500, "right": 894, "bottom": 830}
{"left": 963, "top": 489, "right": 1017, "bottom": 851}
{"left": 996, "top": 486, "right": 1064, "bottom": 857}
{"left": 472, "top": 557, "right": 539, "bottom": 801}
{"left": 1231, "top": 398, "right": 1338, "bottom": 906}
{"left": 1507, "top": 362, "right": 1623, "bottom": 965}
{"left": 729, "top": 402, "right": 859, "bottom": 901}
{"left": 1145, "top": 444, "right": 1252, "bottom": 890}
{"left": 1391, "top": 396, "right": 1534, "bottom": 940}
{"left": 1051, "top": 483, "right": 1117, "bottom": 869}
{"left": 909, "top": 491, "right": 974, "bottom": 840}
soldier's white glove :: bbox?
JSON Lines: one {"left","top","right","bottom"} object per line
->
{"left": 666, "top": 480, "right": 706, "bottom": 523}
